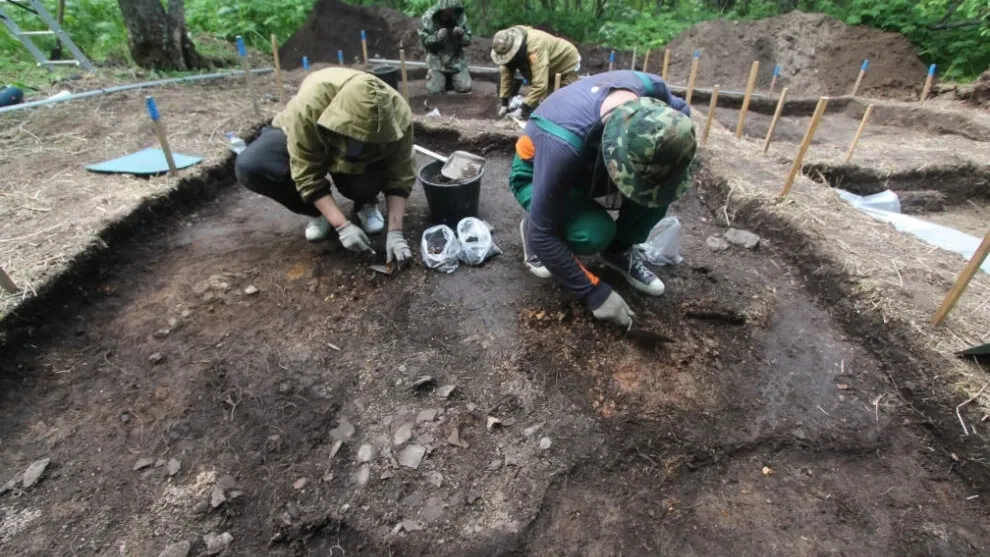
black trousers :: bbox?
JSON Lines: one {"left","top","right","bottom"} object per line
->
{"left": 234, "top": 127, "right": 382, "bottom": 217}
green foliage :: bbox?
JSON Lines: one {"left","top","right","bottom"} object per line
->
{"left": 185, "top": 0, "right": 317, "bottom": 52}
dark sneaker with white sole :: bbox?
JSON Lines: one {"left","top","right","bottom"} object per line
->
{"left": 519, "top": 218, "right": 552, "bottom": 279}
{"left": 600, "top": 247, "right": 666, "bottom": 295}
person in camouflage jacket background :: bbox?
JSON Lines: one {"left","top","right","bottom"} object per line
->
{"left": 418, "top": 0, "right": 472, "bottom": 94}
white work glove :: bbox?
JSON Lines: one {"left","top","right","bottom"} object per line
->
{"left": 497, "top": 105, "right": 509, "bottom": 118}
{"left": 591, "top": 290, "right": 635, "bottom": 328}
{"left": 385, "top": 230, "right": 412, "bottom": 266}
{"left": 505, "top": 107, "right": 525, "bottom": 120}
{"left": 336, "top": 221, "right": 375, "bottom": 254}
{"left": 437, "top": 28, "right": 449, "bottom": 41}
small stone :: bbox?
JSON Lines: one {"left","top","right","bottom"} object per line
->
{"left": 398, "top": 445, "right": 426, "bottom": 469}
{"left": 393, "top": 423, "right": 413, "bottom": 446}
{"left": 329, "top": 439, "right": 344, "bottom": 460}
{"left": 1, "top": 476, "right": 20, "bottom": 495}
{"left": 157, "top": 540, "right": 191, "bottom": 557}
{"left": 446, "top": 426, "right": 469, "bottom": 449}
{"left": 354, "top": 464, "right": 371, "bottom": 487}
{"left": 293, "top": 478, "right": 308, "bottom": 490}
{"left": 329, "top": 418, "right": 356, "bottom": 442}
{"left": 791, "top": 427, "right": 808, "bottom": 441}
{"left": 412, "top": 376, "right": 435, "bottom": 392}
{"left": 192, "top": 501, "right": 211, "bottom": 515}
{"left": 202, "top": 532, "right": 233, "bottom": 555}
{"left": 216, "top": 475, "right": 238, "bottom": 491}
{"left": 210, "top": 486, "right": 227, "bottom": 508}
{"left": 465, "top": 402, "right": 477, "bottom": 412}
{"left": 285, "top": 502, "right": 301, "bottom": 519}
{"left": 357, "top": 443, "right": 377, "bottom": 463}
{"left": 153, "top": 328, "right": 171, "bottom": 339}
{"left": 427, "top": 471, "right": 443, "bottom": 487}
{"left": 522, "top": 424, "right": 543, "bottom": 438}
{"left": 180, "top": 309, "right": 192, "bottom": 318}
{"left": 400, "top": 519, "right": 425, "bottom": 532}
{"left": 167, "top": 317, "right": 181, "bottom": 330}
{"left": 486, "top": 416, "right": 503, "bottom": 433}
{"left": 227, "top": 489, "right": 244, "bottom": 500}
{"left": 487, "top": 458, "right": 502, "bottom": 471}
{"left": 120, "top": 413, "right": 131, "bottom": 424}
{"left": 724, "top": 228, "right": 761, "bottom": 249}
{"left": 155, "top": 459, "right": 167, "bottom": 468}
{"left": 22, "top": 458, "right": 51, "bottom": 488}
{"left": 416, "top": 409, "right": 438, "bottom": 423}
{"left": 705, "top": 235, "right": 730, "bottom": 251}
{"left": 421, "top": 496, "right": 444, "bottom": 522}
{"left": 149, "top": 352, "right": 166, "bottom": 365}
{"left": 133, "top": 457, "right": 155, "bottom": 471}
{"left": 465, "top": 490, "right": 482, "bottom": 505}
{"left": 539, "top": 437, "right": 552, "bottom": 450}
{"left": 436, "top": 385, "right": 456, "bottom": 399}
{"left": 192, "top": 281, "right": 210, "bottom": 295}
{"left": 762, "top": 465, "right": 775, "bottom": 477}
{"left": 243, "top": 285, "right": 259, "bottom": 295}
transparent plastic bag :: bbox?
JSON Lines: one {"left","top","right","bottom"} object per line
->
{"left": 456, "top": 217, "right": 502, "bottom": 266}
{"left": 420, "top": 225, "right": 461, "bottom": 273}
{"left": 640, "top": 216, "right": 684, "bottom": 266}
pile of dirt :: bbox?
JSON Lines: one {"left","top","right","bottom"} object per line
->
{"left": 664, "top": 12, "right": 928, "bottom": 100}
{"left": 936, "top": 68, "right": 990, "bottom": 108}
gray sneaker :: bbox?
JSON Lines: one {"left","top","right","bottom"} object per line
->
{"left": 601, "top": 247, "right": 666, "bottom": 296}
{"left": 519, "top": 218, "right": 551, "bottom": 279}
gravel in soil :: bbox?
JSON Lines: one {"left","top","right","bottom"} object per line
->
{"left": 0, "top": 147, "right": 988, "bottom": 555}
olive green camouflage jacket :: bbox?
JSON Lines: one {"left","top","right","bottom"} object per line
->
{"left": 272, "top": 68, "right": 416, "bottom": 203}
{"left": 418, "top": 0, "right": 472, "bottom": 73}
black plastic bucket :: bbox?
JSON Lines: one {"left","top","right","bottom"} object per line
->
{"left": 418, "top": 159, "right": 483, "bottom": 225}
{"left": 369, "top": 66, "right": 399, "bottom": 92}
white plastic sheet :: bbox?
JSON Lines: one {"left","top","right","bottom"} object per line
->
{"left": 839, "top": 189, "right": 989, "bottom": 274}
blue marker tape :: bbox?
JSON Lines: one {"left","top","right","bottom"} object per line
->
{"left": 773, "top": 64, "right": 781, "bottom": 77}
{"left": 236, "top": 36, "right": 246, "bottom": 57}
{"left": 928, "top": 64, "right": 936, "bottom": 76}
{"left": 693, "top": 49, "right": 701, "bottom": 59}
{"left": 145, "top": 96, "right": 159, "bottom": 122}
{"left": 609, "top": 51, "right": 615, "bottom": 64}
{"left": 302, "top": 56, "right": 309, "bottom": 71}
{"left": 337, "top": 50, "right": 344, "bottom": 64}
{"left": 861, "top": 59, "right": 869, "bottom": 72}
{"left": 361, "top": 30, "right": 367, "bottom": 41}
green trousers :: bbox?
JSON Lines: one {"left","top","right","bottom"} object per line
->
{"left": 508, "top": 155, "right": 668, "bottom": 254}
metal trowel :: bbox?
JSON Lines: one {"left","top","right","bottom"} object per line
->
{"left": 414, "top": 145, "right": 486, "bottom": 181}
{"left": 625, "top": 322, "right": 675, "bottom": 347}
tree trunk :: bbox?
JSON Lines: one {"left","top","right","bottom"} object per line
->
{"left": 117, "top": 0, "right": 202, "bottom": 70}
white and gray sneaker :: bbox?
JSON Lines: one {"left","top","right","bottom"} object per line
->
{"left": 601, "top": 247, "right": 666, "bottom": 296}
{"left": 304, "top": 216, "right": 331, "bottom": 242}
{"left": 520, "top": 218, "right": 552, "bottom": 279}
{"left": 355, "top": 203, "right": 385, "bottom": 235}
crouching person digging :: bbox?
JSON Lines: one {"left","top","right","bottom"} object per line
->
{"left": 511, "top": 70, "right": 696, "bottom": 328}
{"left": 235, "top": 68, "right": 414, "bottom": 267}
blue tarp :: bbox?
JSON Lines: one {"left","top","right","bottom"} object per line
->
{"left": 86, "top": 148, "right": 202, "bottom": 176}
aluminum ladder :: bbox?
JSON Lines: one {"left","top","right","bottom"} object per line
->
{"left": 0, "top": 0, "right": 92, "bottom": 70}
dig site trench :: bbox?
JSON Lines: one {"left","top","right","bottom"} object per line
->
{"left": 0, "top": 126, "right": 988, "bottom": 556}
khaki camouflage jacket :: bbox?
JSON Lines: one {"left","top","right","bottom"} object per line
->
{"left": 272, "top": 68, "right": 416, "bottom": 203}
{"left": 499, "top": 27, "right": 580, "bottom": 109}
{"left": 418, "top": 0, "right": 472, "bottom": 72}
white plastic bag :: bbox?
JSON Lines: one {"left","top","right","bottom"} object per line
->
{"left": 421, "top": 225, "right": 460, "bottom": 273}
{"left": 456, "top": 217, "right": 502, "bottom": 266}
{"left": 640, "top": 216, "right": 684, "bottom": 266}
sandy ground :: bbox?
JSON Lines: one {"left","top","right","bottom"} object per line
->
{"left": 0, "top": 68, "right": 989, "bottom": 555}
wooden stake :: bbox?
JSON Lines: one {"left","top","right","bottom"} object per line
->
{"left": 768, "top": 64, "right": 780, "bottom": 99}
{"left": 685, "top": 50, "right": 700, "bottom": 104}
{"left": 702, "top": 85, "right": 720, "bottom": 145}
{"left": 932, "top": 229, "right": 990, "bottom": 326}
{"left": 844, "top": 104, "right": 873, "bottom": 163}
{"left": 271, "top": 33, "right": 283, "bottom": 103}
{"left": 0, "top": 266, "right": 18, "bottom": 294}
{"left": 361, "top": 30, "right": 369, "bottom": 68}
{"left": 920, "top": 64, "right": 936, "bottom": 102}
{"left": 642, "top": 50, "right": 651, "bottom": 73}
{"left": 554, "top": 72, "right": 562, "bottom": 91}
{"left": 780, "top": 96, "right": 829, "bottom": 197}
{"left": 400, "top": 48, "right": 409, "bottom": 100}
{"left": 631, "top": 48, "right": 637, "bottom": 70}
{"left": 851, "top": 59, "right": 868, "bottom": 97}
{"left": 236, "top": 36, "right": 259, "bottom": 117}
{"left": 661, "top": 49, "right": 671, "bottom": 81}
{"left": 608, "top": 50, "right": 615, "bottom": 72}
{"left": 761, "top": 87, "right": 789, "bottom": 153}
{"left": 145, "top": 96, "right": 178, "bottom": 176}
{"left": 735, "top": 61, "right": 760, "bottom": 138}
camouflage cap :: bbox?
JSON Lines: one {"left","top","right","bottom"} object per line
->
{"left": 601, "top": 97, "right": 696, "bottom": 208}
{"left": 490, "top": 27, "right": 525, "bottom": 65}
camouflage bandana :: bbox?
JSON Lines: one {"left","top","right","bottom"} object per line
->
{"left": 601, "top": 97, "right": 697, "bottom": 208}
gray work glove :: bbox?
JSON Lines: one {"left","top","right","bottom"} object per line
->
{"left": 437, "top": 28, "right": 449, "bottom": 41}
{"left": 497, "top": 105, "right": 509, "bottom": 118}
{"left": 592, "top": 290, "right": 635, "bottom": 328}
{"left": 336, "top": 221, "right": 375, "bottom": 254}
{"left": 385, "top": 230, "right": 412, "bottom": 266}
{"left": 453, "top": 26, "right": 464, "bottom": 37}
{"left": 505, "top": 107, "right": 525, "bottom": 120}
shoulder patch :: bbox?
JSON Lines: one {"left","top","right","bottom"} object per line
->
{"left": 529, "top": 53, "right": 538, "bottom": 65}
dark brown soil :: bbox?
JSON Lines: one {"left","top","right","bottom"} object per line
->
{"left": 665, "top": 12, "right": 928, "bottom": 100}
{"left": 1, "top": 128, "right": 989, "bottom": 555}
{"left": 406, "top": 79, "right": 501, "bottom": 119}
{"left": 937, "top": 68, "right": 990, "bottom": 109}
